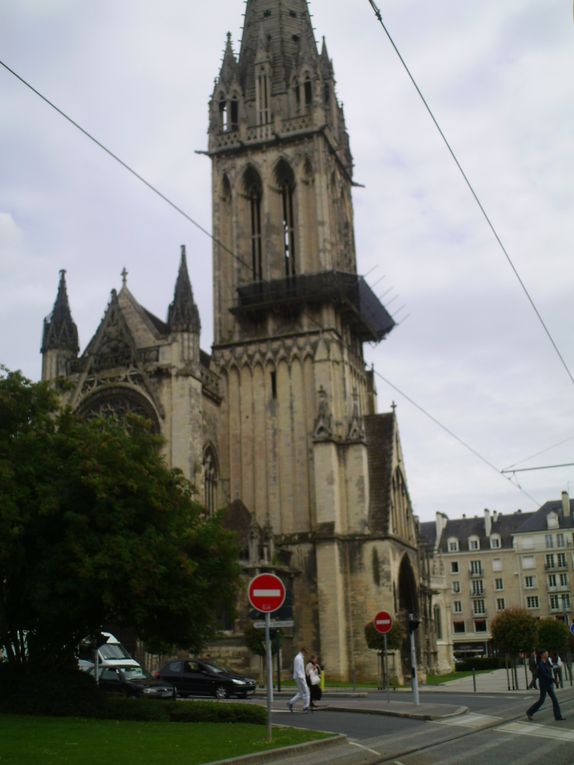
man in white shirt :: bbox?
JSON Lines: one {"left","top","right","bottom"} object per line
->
{"left": 288, "top": 646, "right": 310, "bottom": 712}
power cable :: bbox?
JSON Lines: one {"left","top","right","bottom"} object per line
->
{"left": 0, "top": 57, "right": 541, "bottom": 507}
{"left": 503, "top": 435, "right": 574, "bottom": 471}
{"left": 366, "top": 0, "right": 574, "bottom": 388}
{"left": 0, "top": 59, "right": 252, "bottom": 275}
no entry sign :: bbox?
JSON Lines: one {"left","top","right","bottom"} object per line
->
{"left": 374, "top": 610, "right": 393, "bottom": 634}
{"left": 248, "top": 573, "right": 286, "bottom": 613}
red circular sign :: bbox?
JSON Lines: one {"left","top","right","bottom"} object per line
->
{"left": 248, "top": 573, "right": 286, "bottom": 613}
{"left": 373, "top": 610, "right": 393, "bottom": 634}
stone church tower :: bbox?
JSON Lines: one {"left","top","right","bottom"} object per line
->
{"left": 40, "top": 0, "right": 436, "bottom": 680}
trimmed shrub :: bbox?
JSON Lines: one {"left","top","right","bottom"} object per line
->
{"left": 0, "top": 665, "right": 265, "bottom": 724}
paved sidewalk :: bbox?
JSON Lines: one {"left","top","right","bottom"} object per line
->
{"left": 420, "top": 667, "right": 574, "bottom": 695}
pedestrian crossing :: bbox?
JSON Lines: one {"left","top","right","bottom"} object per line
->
{"left": 496, "top": 721, "right": 574, "bottom": 742}
{"left": 434, "top": 712, "right": 502, "bottom": 728}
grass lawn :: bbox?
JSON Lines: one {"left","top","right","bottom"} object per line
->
{"left": 0, "top": 714, "right": 332, "bottom": 765}
{"left": 424, "top": 670, "right": 494, "bottom": 685}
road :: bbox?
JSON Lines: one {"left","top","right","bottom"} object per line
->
{"left": 270, "top": 690, "right": 574, "bottom": 764}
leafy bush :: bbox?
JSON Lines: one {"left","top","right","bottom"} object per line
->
{"left": 0, "top": 665, "right": 265, "bottom": 725}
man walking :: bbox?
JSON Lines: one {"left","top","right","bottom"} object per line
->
{"left": 288, "top": 646, "right": 310, "bottom": 713}
{"left": 526, "top": 650, "right": 565, "bottom": 722}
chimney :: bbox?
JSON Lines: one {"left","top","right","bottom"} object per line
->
{"left": 484, "top": 508, "right": 491, "bottom": 537}
{"left": 561, "top": 491, "right": 570, "bottom": 518}
{"left": 435, "top": 511, "right": 448, "bottom": 546}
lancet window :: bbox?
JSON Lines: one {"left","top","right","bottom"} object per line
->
{"left": 275, "top": 160, "right": 296, "bottom": 277}
{"left": 243, "top": 166, "right": 263, "bottom": 281}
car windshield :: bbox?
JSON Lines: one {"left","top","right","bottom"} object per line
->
{"left": 99, "top": 643, "right": 132, "bottom": 660}
{"left": 118, "top": 667, "right": 150, "bottom": 680}
{"left": 202, "top": 661, "right": 232, "bottom": 675}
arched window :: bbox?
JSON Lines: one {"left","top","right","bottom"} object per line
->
{"left": 274, "top": 160, "right": 296, "bottom": 277}
{"left": 230, "top": 95, "right": 239, "bottom": 131}
{"left": 303, "top": 75, "right": 313, "bottom": 109}
{"left": 434, "top": 605, "right": 442, "bottom": 640}
{"left": 256, "top": 66, "right": 271, "bottom": 125}
{"left": 203, "top": 447, "right": 218, "bottom": 516}
{"left": 243, "top": 166, "right": 263, "bottom": 281}
{"left": 218, "top": 91, "right": 228, "bottom": 130}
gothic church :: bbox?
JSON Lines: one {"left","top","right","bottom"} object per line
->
{"left": 41, "top": 0, "right": 434, "bottom": 680}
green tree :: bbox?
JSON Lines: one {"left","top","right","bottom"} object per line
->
{"left": 490, "top": 608, "right": 538, "bottom": 657}
{"left": 364, "top": 619, "right": 405, "bottom": 651}
{"left": 537, "top": 618, "right": 570, "bottom": 654}
{"left": 244, "top": 623, "right": 282, "bottom": 657}
{"left": 0, "top": 369, "right": 239, "bottom": 668}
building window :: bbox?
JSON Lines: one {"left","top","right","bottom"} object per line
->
{"left": 473, "top": 599, "right": 486, "bottom": 615}
{"left": 256, "top": 68, "right": 271, "bottom": 125}
{"left": 524, "top": 575, "right": 536, "bottom": 588}
{"left": 448, "top": 538, "right": 459, "bottom": 552}
{"left": 275, "top": 160, "right": 296, "bottom": 278}
{"left": 556, "top": 533, "right": 565, "bottom": 548}
{"left": 526, "top": 596, "right": 540, "bottom": 609}
{"left": 474, "top": 620, "right": 488, "bottom": 632}
{"left": 434, "top": 605, "right": 443, "bottom": 640}
{"left": 452, "top": 581, "right": 460, "bottom": 594}
{"left": 451, "top": 561, "right": 459, "bottom": 574}
{"left": 472, "top": 580, "right": 484, "bottom": 596}
{"left": 243, "top": 167, "right": 263, "bottom": 281}
{"left": 496, "top": 598, "right": 505, "bottom": 611}
{"left": 550, "top": 594, "right": 561, "bottom": 610}
{"left": 495, "top": 578, "right": 504, "bottom": 591}
{"left": 490, "top": 535, "right": 501, "bottom": 549}
{"left": 453, "top": 621, "right": 465, "bottom": 634}
{"left": 469, "top": 537, "right": 480, "bottom": 551}
{"left": 557, "top": 552, "right": 567, "bottom": 568}
{"left": 453, "top": 601, "right": 462, "bottom": 613}
{"left": 203, "top": 447, "right": 218, "bottom": 516}
{"left": 522, "top": 556, "right": 535, "bottom": 570}
{"left": 545, "top": 534, "right": 554, "bottom": 549}
{"left": 559, "top": 573, "right": 568, "bottom": 587}
{"left": 548, "top": 574, "right": 557, "bottom": 589}
{"left": 492, "top": 558, "right": 502, "bottom": 572}
{"left": 470, "top": 560, "right": 482, "bottom": 575}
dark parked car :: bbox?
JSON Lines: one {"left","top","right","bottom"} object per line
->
{"left": 156, "top": 658, "right": 256, "bottom": 699}
{"left": 89, "top": 664, "right": 176, "bottom": 700}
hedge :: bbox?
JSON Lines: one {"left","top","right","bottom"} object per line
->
{"left": 0, "top": 665, "right": 265, "bottom": 725}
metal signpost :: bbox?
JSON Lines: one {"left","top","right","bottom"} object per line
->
{"left": 373, "top": 611, "right": 393, "bottom": 702}
{"left": 248, "top": 573, "right": 286, "bottom": 742}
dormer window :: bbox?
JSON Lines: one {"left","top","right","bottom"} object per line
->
{"left": 468, "top": 536, "right": 480, "bottom": 551}
{"left": 490, "top": 534, "right": 501, "bottom": 549}
{"left": 447, "top": 537, "right": 459, "bottom": 552}
{"left": 547, "top": 512, "right": 559, "bottom": 530}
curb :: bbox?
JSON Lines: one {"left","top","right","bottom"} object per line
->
{"left": 206, "top": 733, "right": 348, "bottom": 765}
{"left": 324, "top": 703, "right": 469, "bottom": 721}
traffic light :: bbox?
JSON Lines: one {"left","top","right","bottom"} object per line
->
{"left": 408, "top": 613, "right": 421, "bottom": 634}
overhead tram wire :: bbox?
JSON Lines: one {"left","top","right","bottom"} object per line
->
{"left": 365, "top": 1, "right": 574, "bottom": 389}
{"left": 503, "top": 435, "right": 574, "bottom": 471}
{"left": 0, "top": 58, "right": 539, "bottom": 508}
{"left": 0, "top": 59, "right": 252, "bottom": 275}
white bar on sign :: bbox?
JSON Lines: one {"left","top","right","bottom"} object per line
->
{"left": 253, "top": 588, "right": 281, "bottom": 597}
{"left": 376, "top": 619, "right": 391, "bottom": 625}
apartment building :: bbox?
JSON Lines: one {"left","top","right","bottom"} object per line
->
{"left": 421, "top": 492, "right": 574, "bottom": 661}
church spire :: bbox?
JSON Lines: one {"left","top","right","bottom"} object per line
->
{"left": 167, "top": 245, "right": 200, "bottom": 333}
{"left": 41, "top": 269, "right": 79, "bottom": 354}
{"left": 218, "top": 31, "right": 239, "bottom": 86}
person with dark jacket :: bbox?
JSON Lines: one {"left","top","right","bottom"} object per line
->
{"left": 527, "top": 651, "right": 538, "bottom": 690}
{"left": 526, "top": 650, "right": 565, "bottom": 721}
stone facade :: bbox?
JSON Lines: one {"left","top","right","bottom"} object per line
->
{"left": 40, "top": 0, "right": 435, "bottom": 681}
{"left": 421, "top": 493, "right": 574, "bottom": 665}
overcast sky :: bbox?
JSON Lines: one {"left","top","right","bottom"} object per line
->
{"left": 1, "top": 0, "right": 573, "bottom": 524}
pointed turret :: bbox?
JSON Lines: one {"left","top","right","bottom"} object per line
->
{"left": 42, "top": 270, "right": 79, "bottom": 354}
{"left": 219, "top": 32, "right": 240, "bottom": 86}
{"left": 168, "top": 245, "right": 200, "bottom": 333}
{"left": 41, "top": 270, "right": 79, "bottom": 381}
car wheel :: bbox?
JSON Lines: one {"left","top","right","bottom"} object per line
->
{"left": 214, "top": 685, "right": 228, "bottom": 700}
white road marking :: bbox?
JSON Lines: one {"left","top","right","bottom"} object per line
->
{"left": 496, "top": 721, "right": 574, "bottom": 742}
{"left": 349, "top": 740, "right": 382, "bottom": 756}
{"left": 434, "top": 712, "right": 502, "bottom": 728}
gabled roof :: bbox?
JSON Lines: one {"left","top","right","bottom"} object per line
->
{"left": 436, "top": 511, "right": 536, "bottom": 552}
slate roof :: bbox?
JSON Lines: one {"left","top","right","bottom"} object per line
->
{"left": 435, "top": 510, "right": 536, "bottom": 552}
{"left": 513, "top": 499, "right": 574, "bottom": 533}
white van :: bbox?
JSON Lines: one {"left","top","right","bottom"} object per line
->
{"left": 79, "top": 632, "right": 140, "bottom": 670}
